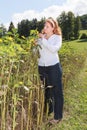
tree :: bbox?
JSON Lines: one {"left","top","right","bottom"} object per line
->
{"left": 17, "top": 18, "right": 45, "bottom": 37}
{"left": 80, "top": 14, "right": 87, "bottom": 30}
{"left": 37, "top": 17, "right": 45, "bottom": 32}
{"left": 18, "top": 19, "right": 30, "bottom": 37}
{"left": 0, "top": 24, "right": 7, "bottom": 37}
{"left": 57, "top": 11, "right": 68, "bottom": 40}
{"left": 31, "top": 18, "right": 38, "bottom": 30}
{"left": 67, "top": 11, "right": 75, "bottom": 40}
{"left": 57, "top": 11, "right": 75, "bottom": 40}
{"left": 8, "top": 22, "right": 15, "bottom": 33}
{"left": 74, "top": 16, "right": 81, "bottom": 39}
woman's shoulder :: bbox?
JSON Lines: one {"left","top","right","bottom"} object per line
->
{"left": 49, "top": 34, "right": 62, "bottom": 43}
{"left": 51, "top": 34, "right": 62, "bottom": 39}
{"left": 54, "top": 34, "right": 61, "bottom": 37}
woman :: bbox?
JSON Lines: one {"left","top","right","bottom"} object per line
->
{"left": 37, "top": 17, "right": 64, "bottom": 125}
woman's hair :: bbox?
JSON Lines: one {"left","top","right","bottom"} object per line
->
{"left": 45, "top": 17, "right": 62, "bottom": 35}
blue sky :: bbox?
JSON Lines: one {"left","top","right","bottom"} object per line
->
{"left": 0, "top": 0, "right": 87, "bottom": 28}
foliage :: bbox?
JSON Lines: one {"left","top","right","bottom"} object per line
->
{"left": 0, "top": 24, "right": 7, "bottom": 37}
{"left": 17, "top": 18, "right": 45, "bottom": 37}
{"left": 8, "top": 22, "right": 15, "bottom": 33}
{"left": 80, "top": 14, "right": 87, "bottom": 29}
{"left": 57, "top": 11, "right": 81, "bottom": 40}
{"left": 74, "top": 16, "right": 81, "bottom": 39}
{"left": 0, "top": 29, "right": 44, "bottom": 130}
{"left": 0, "top": 30, "right": 87, "bottom": 129}
{"left": 59, "top": 41, "right": 86, "bottom": 87}
{"left": 18, "top": 19, "right": 31, "bottom": 37}
{"left": 80, "top": 33, "right": 87, "bottom": 39}
{"left": 1, "top": 11, "right": 87, "bottom": 40}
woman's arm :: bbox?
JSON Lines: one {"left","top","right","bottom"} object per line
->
{"left": 42, "top": 36, "right": 62, "bottom": 53}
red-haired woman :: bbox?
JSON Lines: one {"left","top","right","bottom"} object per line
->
{"left": 37, "top": 17, "right": 64, "bottom": 125}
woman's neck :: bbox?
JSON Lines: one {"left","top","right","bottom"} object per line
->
{"left": 46, "top": 32, "right": 54, "bottom": 39}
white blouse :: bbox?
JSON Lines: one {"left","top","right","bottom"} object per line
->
{"left": 38, "top": 34, "right": 62, "bottom": 66}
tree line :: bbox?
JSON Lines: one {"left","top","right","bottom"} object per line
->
{"left": 0, "top": 11, "right": 87, "bottom": 40}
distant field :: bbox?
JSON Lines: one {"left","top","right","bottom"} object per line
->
{"left": 80, "top": 29, "right": 87, "bottom": 35}
{"left": 79, "top": 29, "right": 87, "bottom": 38}
{"left": 64, "top": 39, "right": 87, "bottom": 53}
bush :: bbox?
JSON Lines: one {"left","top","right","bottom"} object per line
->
{"left": 80, "top": 33, "right": 87, "bottom": 39}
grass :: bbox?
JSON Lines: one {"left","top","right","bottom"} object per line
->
{"left": 64, "top": 39, "right": 87, "bottom": 52}
{"left": 43, "top": 68, "right": 87, "bottom": 130}
{"left": 46, "top": 40, "right": 87, "bottom": 130}
{"left": 79, "top": 30, "right": 87, "bottom": 39}
{"left": 61, "top": 59, "right": 87, "bottom": 130}
{"left": 80, "top": 30, "right": 87, "bottom": 35}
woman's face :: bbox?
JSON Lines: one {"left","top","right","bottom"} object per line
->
{"left": 43, "top": 22, "right": 54, "bottom": 35}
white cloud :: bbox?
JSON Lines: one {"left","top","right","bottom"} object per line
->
{"left": 12, "top": 6, "right": 63, "bottom": 27}
{"left": 12, "top": 10, "right": 41, "bottom": 27}
{"left": 65, "top": 0, "right": 87, "bottom": 15}
{"left": 5, "top": 0, "right": 87, "bottom": 29}
{"left": 4, "top": 22, "right": 10, "bottom": 30}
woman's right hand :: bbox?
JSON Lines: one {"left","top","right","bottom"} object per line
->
{"left": 39, "top": 33, "right": 47, "bottom": 39}
{"left": 39, "top": 33, "right": 44, "bottom": 38}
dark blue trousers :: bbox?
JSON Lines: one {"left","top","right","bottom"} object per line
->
{"left": 38, "top": 63, "right": 64, "bottom": 120}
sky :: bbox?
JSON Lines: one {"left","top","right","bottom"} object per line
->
{"left": 0, "top": 0, "right": 87, "bottom": 29}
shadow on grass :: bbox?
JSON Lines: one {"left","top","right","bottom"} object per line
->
{"left": 78, "top": 39, "right": 87, "bottom": 42}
